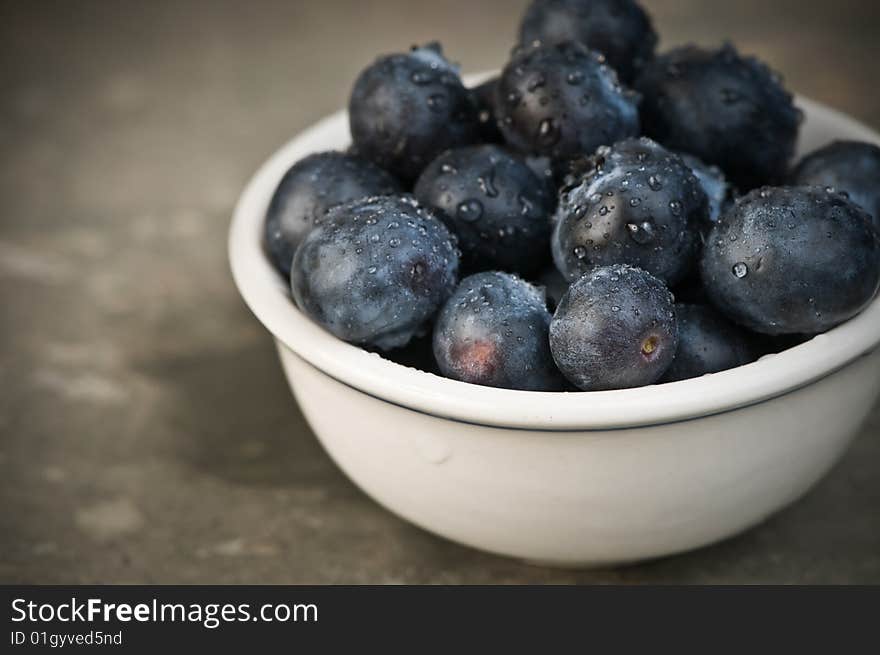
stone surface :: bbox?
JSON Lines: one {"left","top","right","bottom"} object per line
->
{"left": 0, "top": 0, "right": 878, "bottom": 584}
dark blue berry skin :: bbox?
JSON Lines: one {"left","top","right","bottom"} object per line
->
{"left": 495, "top": 41, "right": 640, "bottom": 164}
{"left": 790, "top": 140, "right": 880, "bottom": 227}
{"left": 680, "top": 153, "right": 731, "bottom": 225}
{"left": 348, "top": 43, "right": 480, "bottom": 183}
{"left": 635, "top": 44, "right": 801, "bottom": 191}
{"left": 536, "top": 265, "right": 570, "bottom": 312}
{"left": 524, "top": 155, "right": 559, "bottom": 197}
{"left": 660, "top": 303, "right": 756, "bottom": 382}
{"left": 470, "top": 77, "right": 504, "bottom": 144}
{"left": 549, "top": 264, "right": 678, "bottom": 391}
{"left": 552, "top": 137, "right": 707, "bottom": 286}
{"left": 291, "top": 195, "right": 460, "bottom": 350}
{"left": 264, "top": 152, "right": 402, "bottom": 277}
{"left": 413, "top": 145, "right": 555, "bottom": 276}
{"left": 433, "top": 272, "right": 565, "bottom": 391}
{"left": 518, "top": 0, "right": 657, "bottom": 83}
{"left": 701, "top": 186, "right": 880, "bottom": 335}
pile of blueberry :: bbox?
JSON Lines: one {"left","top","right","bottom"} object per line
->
{"left": 264, "top": 0, "right": 880, "bottom": 392}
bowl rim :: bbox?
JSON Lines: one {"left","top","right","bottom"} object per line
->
{"left": 229, "top": 88, "right": 880, "bottom": 431}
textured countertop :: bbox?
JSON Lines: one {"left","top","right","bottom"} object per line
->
{"left": 1, "top": 0, "right": 878, "bottom": 584}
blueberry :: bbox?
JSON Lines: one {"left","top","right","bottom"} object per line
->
{"left": 264, "top": 152, "right": 401, "bottom": 277}
{"left": 518, "top": 0, "right": 657, "bottom": 83}
{"left": 549, "top": 264, "right": 678, "bottom": 390}
{"left": 291, "top": 195, "right": 459, "bottom": 350}
{"left": 495, "top": 41, "right": 640, "bottom": 164}
{"left": 552, "top": 137, "right": 707, "bottom": 285}
{"left": 414, "top": 145, "right": 555, "bottom": 276}
{"left": 433, "top": 272, "right": 564, "bottom": 390}
{"left": 680, "top": 153, "right": 731, "bottom": 224}
{"left": 701, "top": 186, "right": 880, "bottom": 335}
{"left": 535, "top": 265, "right": 570, "bottom": 312}
{"left": 790, "top": 140, "right": 880, "bottom": 227}
{"left": 660, "top": 303, "right": 756, "bottom": 382}
{"left": 470, "top": 77, "right": 504, "bottom": 144}
{"left": 635, "top": 44, "right": 801, "bottom": 190}
{"left": 348, "top": 43, "right": 480, "bottom": 183}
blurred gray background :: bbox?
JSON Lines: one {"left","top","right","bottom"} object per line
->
{"left": 1, "top": 0, "right": 878, "bottom": 583}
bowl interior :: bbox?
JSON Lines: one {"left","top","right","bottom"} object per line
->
{"left": 229, "top": 77, "right": 880, "bottom": 430}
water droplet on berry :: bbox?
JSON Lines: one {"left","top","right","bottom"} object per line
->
{"left": 478, "top": 168, "right": 499, "bottom": 198}
{"left": 457, "top": 199, "right": 484, "bottom": 222}
{"left": 732, "top": 262, "right": 749, "bottom": 278}
{"left": 527, "top": 75, "right": 546, "bottom": 91}
{"left": 626, "top": 221, "right": 656, "bottom": 245}
{"left": 537, "top": 118, "right": 560, "bottom": 146}
{"left": 411, "top": 71, "right": 432, "bottom": 85}
{"left": 426, "top": 93, "right": 447, "bottom": 113}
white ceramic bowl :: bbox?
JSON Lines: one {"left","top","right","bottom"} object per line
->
{"left": 229, "top": 79, "right": 880, "bottom": 567}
